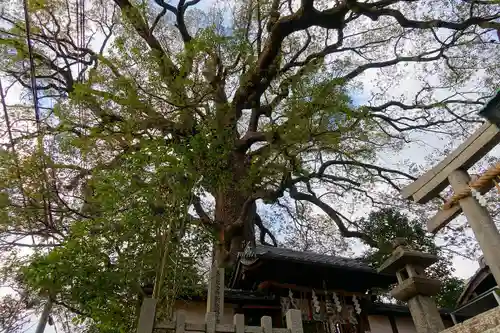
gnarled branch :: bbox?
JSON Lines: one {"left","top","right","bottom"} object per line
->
{"left": 192, "top": 195, "right": 213, "bottom": 225}
{"left": 289, "top": 185, "right": 377, "bottom": 247}
{"left": 113, "top": 0, "right": 179, "bottom": 78}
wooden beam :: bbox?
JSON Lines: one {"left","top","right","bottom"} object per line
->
{"left": 427, "top": 175, "right": 498, "bottom": 233}
{"left": 401, "top": 121, "right": 500, "bottom": 204}
{"left": 257, "top": 280, "right": 369, "bottom": 297}
{"left": 241, "top": 305, "right": 281, "bottom": 309}
{"left": 389, "top": 315, "right": 400, "bottom": 333}
{"left": 428, "top": 205, "right": 462, "bottom": 233}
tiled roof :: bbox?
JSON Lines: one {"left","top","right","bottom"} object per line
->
{"left": 456, "top": 265, "right": 492, "bottom": 307}
{"left": 478, "top": 90, "right": 500, "bottom": 118}
{"left": 252, "top": 245, "right": 375, "bottom": 272}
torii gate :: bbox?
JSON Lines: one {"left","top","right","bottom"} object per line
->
{"left": 401, "top": 94, "right": 500, "bottom": 285}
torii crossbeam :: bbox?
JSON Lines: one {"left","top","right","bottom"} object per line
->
{"left": 402, "top": 120, "right": 500, "bottom": 232}
{"left": 401, "top": 92, "right": 500, "bottom": 284}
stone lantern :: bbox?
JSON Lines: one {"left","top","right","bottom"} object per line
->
{"left": 378, "top": 238, "right": 445, "bottom": 333}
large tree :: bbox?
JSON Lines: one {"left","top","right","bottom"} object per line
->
{"left": 0, "top": 0, "right": 499, "bottom": 330}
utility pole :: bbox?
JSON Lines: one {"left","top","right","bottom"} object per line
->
{"left": 35, "top": 298, "right": 53, "bottom": 333}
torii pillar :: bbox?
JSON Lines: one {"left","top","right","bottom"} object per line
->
{"left": 448, "top": 169, "right": 500, "bottom": 285}
{"left": 379, "top": 239, "right": 445, "bottom": 333}
{"left": 401, "top": 116, "right": 500, "bottom": 285}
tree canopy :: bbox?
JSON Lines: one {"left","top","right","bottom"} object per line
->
{"left": 0, "top": 0, "right": 499, "bottom": 331}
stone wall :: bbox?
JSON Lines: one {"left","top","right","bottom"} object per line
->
{"left": 441, "top": 307, "right": 500, "bottom": 333}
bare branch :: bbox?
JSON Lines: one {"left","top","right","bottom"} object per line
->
{"left": 289, "top": 185, "right": 377, "bottom": 247}
{"left": 366, "top": 99, "right": 484, "bottom": 112}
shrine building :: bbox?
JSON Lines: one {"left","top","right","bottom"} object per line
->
{"left": 172, "top": 245, "right": 461, "bottom": 333}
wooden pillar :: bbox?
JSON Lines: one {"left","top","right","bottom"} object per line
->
{"left": 207, "top": 261, "right": 225, "bottom": 323}
{"left": 448, "top": 169, "right": 500, "bottom": 285}
{"left": 389, "top": 315, "right": 399, "bottom": 333}
{"left": 286, "top": 309, "right": 304, "bottom": 333}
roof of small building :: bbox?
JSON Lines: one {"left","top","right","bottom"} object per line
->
{"left": 250, "top": 244, "right": 375, "bottom": 272}
{"left": 231, "top": 244, "right": 397, "bottom": 291}
{"left": 456, "top": 256, "right": 496, "bottom": 307}
{"left": 478, "top": 89, "right": 500, "bottom": 117}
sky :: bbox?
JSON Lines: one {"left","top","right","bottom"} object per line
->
{"left": 348, "top": 91, "right": 482, "bottom": 279}
{"left": 348, "top": 76, "right": 487, "bottom": 279}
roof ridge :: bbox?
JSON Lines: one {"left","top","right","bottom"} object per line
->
{"left": 256, "top": 244, "right": 363, "bottom": 262}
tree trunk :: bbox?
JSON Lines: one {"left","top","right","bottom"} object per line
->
{"left": 213, "top": 152, "right": 255, "bottom": 268}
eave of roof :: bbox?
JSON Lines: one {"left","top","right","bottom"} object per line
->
{"left": 456, "top": 265, "right": 491, "bottom": 306}
{"left": 478, "top": 90, "right": 500, "bottom": 118}
{"left": 230, "top": 245, "right": 398, "bottom": 289}
{"left": 177, "top": 288, "right": 277, "bottom": 303}
{"left": 252, "top": 245, "right": 377, "bottom": 273}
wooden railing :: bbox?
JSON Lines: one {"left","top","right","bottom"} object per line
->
{"left": 137, "top": 299, "right": 303, "bottom": 333}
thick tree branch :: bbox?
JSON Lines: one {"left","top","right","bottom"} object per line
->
{"left": 259, "top": 159, "right": 417, "bottom": 205}
{"left": 236, "top": 131, "right": 268, "bottom": 151}
{"left": 280, "top": 28, "right": 343, "bottom": 73}
{"left": 232, "top": 3, "right": 350, "bottom": 114}
{"left": 153, "top": 0, "right": 200, "bottom": 42}
{"left": 227, "top": 196, "right": 258, "bottom": 232}
{"left": 254, "top": 213, "right": 278, "bottom": 247}
{"left": 292, "top": 172, "right": 361, "bottom": 188}
{"left": 316, "top": 160, "right": 417, "bottom": 187}
{"left": 353, "top": 2, "right": 500, "bottom": 30}
{"left": 370, "top": 112, "right": 477, "bottom": 133}
{"left": 247, "top": 105, "right": 273, "bottom": 133}
{"left": 192, "top": 196, "right": 213, "bottom": 225}
{"left": 52, "top": 300, "right": 92, "bottom": 318}
{"left": 289, "top": 185, "right": 377, "bottom": 247}
{"left": 113, "top": 0, "right": 179, "bottom": 78}
{"left": 234, "top": 0, "right": 499, "bottom": 117}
